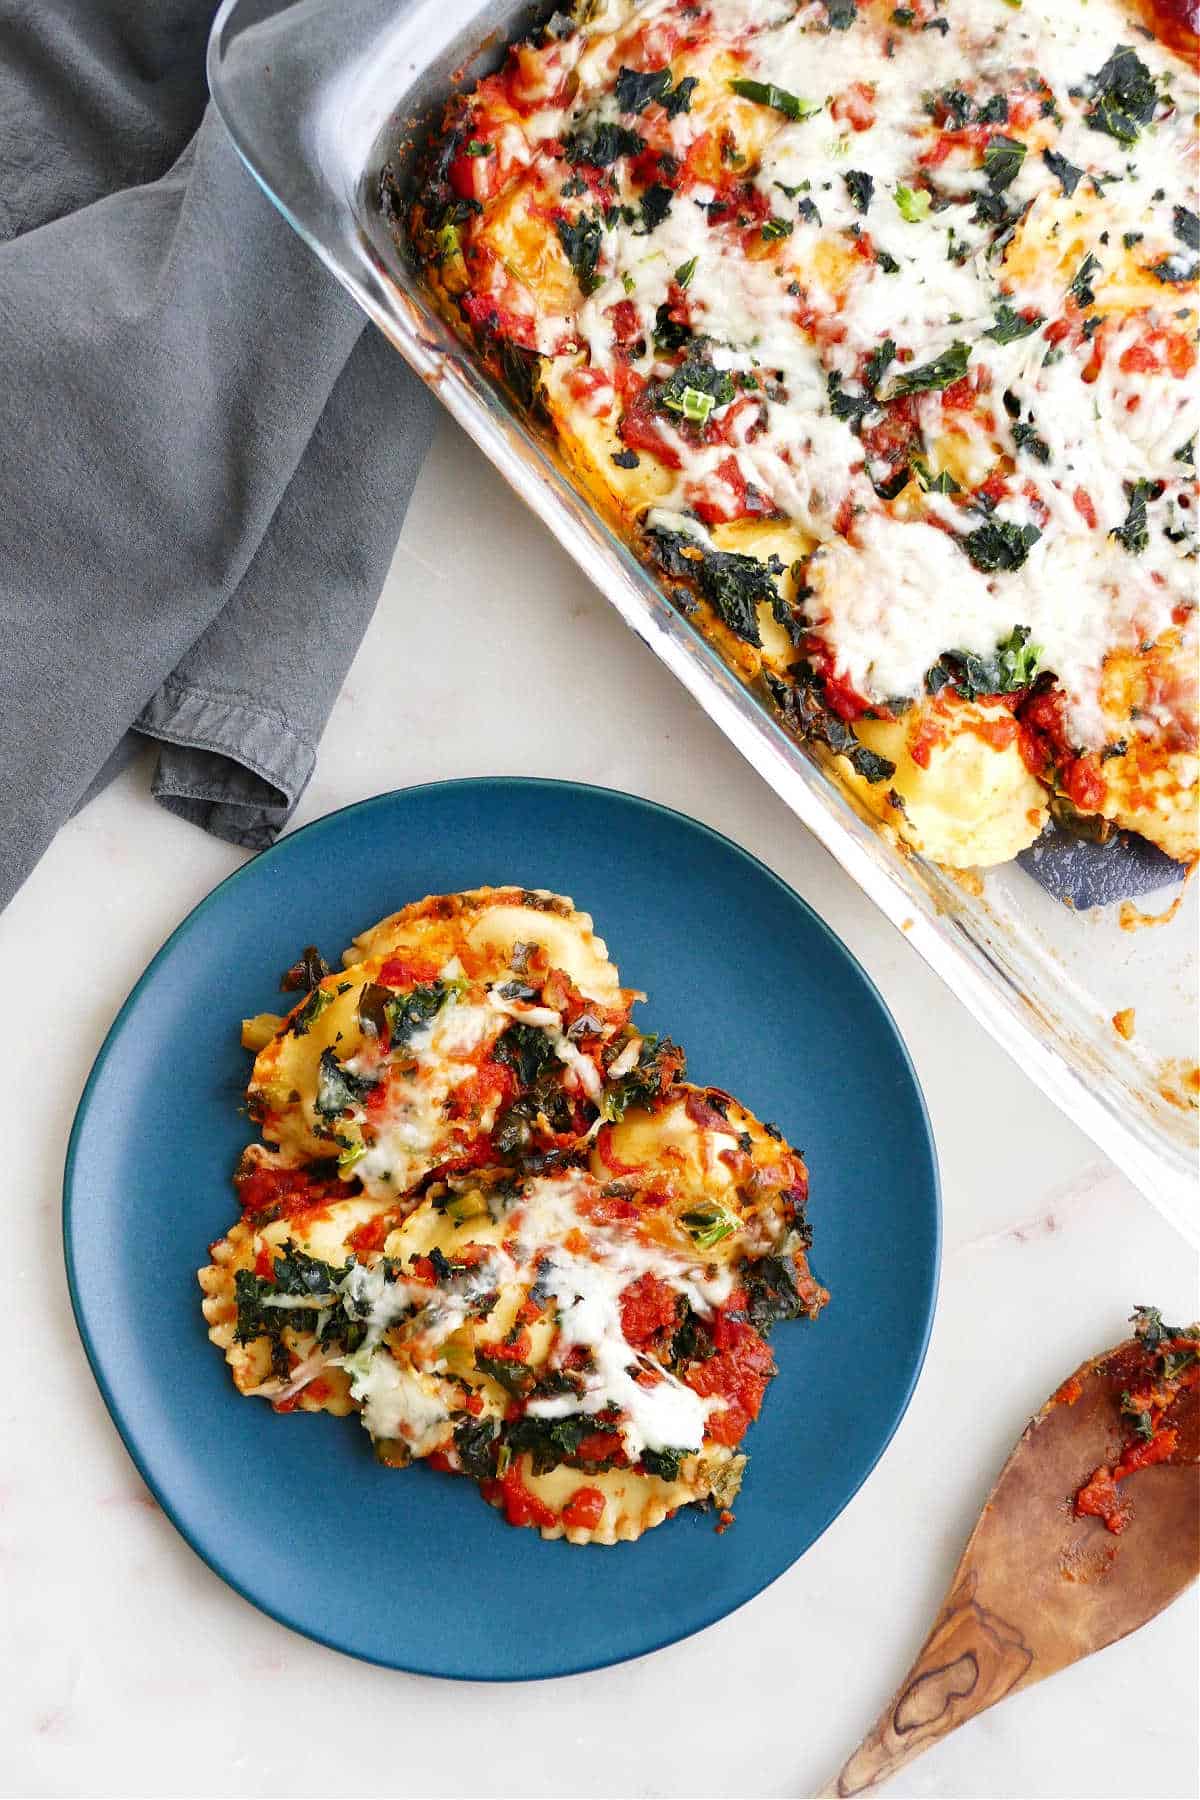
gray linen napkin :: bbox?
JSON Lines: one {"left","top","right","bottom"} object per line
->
{"left": 0, "top": 2, "right": 437, "bottom": 908}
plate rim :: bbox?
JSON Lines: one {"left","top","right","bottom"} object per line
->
{"left": 63, "top": 775, "right": 941, "bottom": 1680}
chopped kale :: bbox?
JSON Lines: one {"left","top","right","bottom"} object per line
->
{"left": 1043, "top": 148, "right": 1082, "bottom": 198}
{"left": 744, "top": 1254, "right": 813, "bottom": 1334}
{"left": 1069, "top": 252, "right": 1101, "bottom": 307}
{"left": 653, "top": 301, "right": 691, "bottom": 353}
{"left": 492, "top": 1020, "right": 558, "bottom": 1089}
{"left": 865, "top": 336, "right": 897, "bottom": 393}
{"left": 656, "top": 357, "right": 736, "bottom": 417}
{"left": 923, "top": 16, "right": 950, "bottom": 34}
{"left": 1175, "top": 205, "right": 1200, "bottom": 251}
{"left": 601, "top": 1032, "right": 686, "bottom": 1120}
{"left": 673, "top": 1304, "right": 715, "bottom": 1365}
{"left": 928, "top": 624, "right": 1042, "bottom": 698}
{"left": 356, "top": 980, "right": 394, "bottom": 1038}
{"left": 1130, "top": 1304, "right": 1182, "bottom": 1348}
{"left": 1012, "top": 420, "right": 1051, "bottom": 463}
{"left": 1120, "top": 1392, "right": 1155, "bottom": 1441}
{"left": 983, "top": 134, "right": 1027, "bottom": 192}
{"left": 727, "top": 79, "right": 822, "bottom": 121}
{"left": 984, "top": 303, "right": 1044, "bottom": 344}
{"left": 475, "top": 1350, "right": 537, "bottom": 1398}
{"left": 762, "top": 215, "right": 794, "bottom": 241}
{"left": 650, "top": 527, "right": 791, "bottom": 647}
{"left": 384, "top": 979, "right": 450, "bottom": 1047}
{"left": 679, "top": 1201, "right": 737, "bottom": 1249}
{"left": 1109, "top": 479, "right": 1158, "bottom": 554}
{"left": 615, "top": 65, "right": 696, "bottom": 117}
{"left": 958, "top": 519, "right": 1041, "bottom": 573}
{"left": 640, "top": 1446, "right": 687, "bottom": 1481}
{"left": 768, "top": 663, "right": 896, "bottom": 784}
{"left": 565, "top": 122, "right": 644, "bottom": 167}
{"left": 928, "top": 84, "right": 973, "bottom": 126}
{"left": 1176, "top": 437, "right": 1196, "bottom": 466}
{"left": 663, "top": 76, "right": 699, "bottom": 118}
{"left": 675, "top": 255, "right": 698, "bottom": 288}
{"left": 978, "top": 94, "right": 1009, "bottom": 125}
{"left": 1147, "top": 240, "right": 1199, "bottom": 284}
{"left": 281, "top": 945, "right": 332, "bottom": 992}
{"left": 1081, "top": 44, "right": 1159, "bottom": 144}
{"left": 638, "top": 183, "right": 674, "bottom": 233}
{"left": 844, "top": 169, "right": 874, "bottom": 214}
{"left": 700, "top": 551, "right": 782, "bottom": 642}
{"left": 503, "top": 1413, "right": 595, "bottom": 1474}
{"left": 314, "top": 1048, "right": 380, "bottom": 1118}
{"left": 828, "top": 371, "right": 875, "bottom": 426}
{"left": 556, "top": 211, "right": 603, "bottom": 292}
{"left": 874, "top": 246, "right": 900, "bottom": 273}
{"left": 885, "top": 340, "right": 970, "bottom": 397}
{"left": 797, "top": 196, "right": 822, "bottom": 226}
{"left": 290, "top": 985, "right": 333, "bottom": 1036}
{"left": 453, "top": 1416, "right": 498, "bottom": 1480}
{"left": 615, "top": 65, "right": 671, "bottom": 112}
{"left": 824, "top": 0, "right": 857, "bottom": 27}
{"left": 912, "top": 458, "right": 960, "bottom": 494}
{"left": 233, "top": 1242, "right": 363, "bottom": 1373}
{"left": 829, "top": 334, "right": 894, "bottom": 432}
{"left": 612, "top": 448, "right": 640, "bottom": 469}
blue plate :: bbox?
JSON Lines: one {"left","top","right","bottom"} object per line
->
{"left": 65, "top": 779, "right": 939, "bottom": 1679}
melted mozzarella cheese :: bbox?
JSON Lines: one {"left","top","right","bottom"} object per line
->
{"left": 528, "top": 1255, "right": 708, "bottom": 1456}
{"left": 344, "top": 981, "right": 607, "bottom": 1196}
{"left": 348, "top": 1355, "right": 452, "bottom": 1456}
{"left": 483, "top": 0, "right": 1198, "bottom": 761}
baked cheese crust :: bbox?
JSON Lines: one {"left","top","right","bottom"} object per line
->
{"left": 401, "top": 0, "right": 1199, "bottom": 878}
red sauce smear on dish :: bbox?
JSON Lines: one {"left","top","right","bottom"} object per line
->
{"left": 1073, "top": 1315, "right": 1199, "bottom": 1534}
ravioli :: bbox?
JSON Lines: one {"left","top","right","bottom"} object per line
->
{"left": 200, "top": 899, "right": 829, "bottom": 1544}
{"left": 402, "top": 0, "right": 1199, "bottom": 883}
{"left": 239, "top": 887, "right": 651, "bottom": 1205}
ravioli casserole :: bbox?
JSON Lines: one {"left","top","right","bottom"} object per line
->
{"left": 397, "top": 0, "right": 1199, "bottom": 877}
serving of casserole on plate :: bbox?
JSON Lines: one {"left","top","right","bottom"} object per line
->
{"left": 66, "top": 780, "right": 938, "bottom": 1673}
{"left": 207, "top": 0, "right": 1198, "bottom": 1223}
{"left": 200, "top": 884, "right": 829, "bottom": 1545}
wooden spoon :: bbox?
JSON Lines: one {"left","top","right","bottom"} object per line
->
{"left": 819, "top": 1312, "right": 1200, "bottom": 1797}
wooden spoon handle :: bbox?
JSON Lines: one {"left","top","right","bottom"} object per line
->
{"left": 815, "top": 1571, "right": 1036, "bottom": 1797}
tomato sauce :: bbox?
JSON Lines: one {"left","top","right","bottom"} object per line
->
{"left": 620, "top": 1273, "right": 680, "bottom": 1349}
{"left": 562, "top": 1487, "right": 607, "bottom": 1531}
{"left": 378, "top": 955, "right": 442, "bottom": 989}
{"left": 483, "top": 1464, "right": 559, "bottom": 1530}
{"left": 685, "top": 1315, "right": 775, "bottom": 1447}
{"left": 348, "top": 1215, "right": 393, "bottom": 1257}
{"left": 1073, "top": 1329, "right": 1198, "bottom": 1535}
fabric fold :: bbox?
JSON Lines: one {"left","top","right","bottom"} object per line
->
{"left": 0, "top": 1, "right": 437, "bottom": 910}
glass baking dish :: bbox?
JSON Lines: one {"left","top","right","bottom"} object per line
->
{"left": 208, "top": 0, "right": 1198, "bottom": 1236}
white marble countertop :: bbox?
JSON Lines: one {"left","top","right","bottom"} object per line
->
{"left": 2, "top": 414, "right": 1196, "bottom": 1800}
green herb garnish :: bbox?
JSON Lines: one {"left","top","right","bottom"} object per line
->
{"left": 728, "top": 78, "right": 823, "bottom": 121}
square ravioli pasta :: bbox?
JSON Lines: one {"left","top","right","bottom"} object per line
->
{"left": 200, "top": 890, "right": 828, "bottom": 1543}
{"left": 400, "top": 0, "right": 1198, "bottom": 879}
